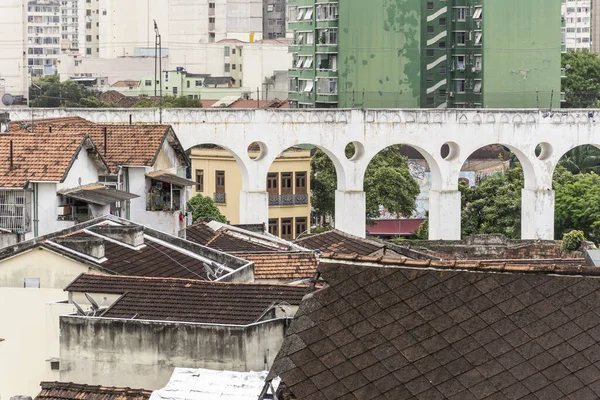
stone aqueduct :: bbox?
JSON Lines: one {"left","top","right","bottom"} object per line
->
{"left": 9, "top": 108, "right": 600, "bottom": 240}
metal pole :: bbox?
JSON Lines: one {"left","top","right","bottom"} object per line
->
{"left": 154, "top": 20, "right": 157, "bottom": 102}
{"left": 159, "top": 32, "right": 162, "bottom": 123}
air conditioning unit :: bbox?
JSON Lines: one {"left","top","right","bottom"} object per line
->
{"left": 449, "top": 92, "right": 455, "bottom": 98}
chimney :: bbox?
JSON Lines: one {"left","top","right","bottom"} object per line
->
{"left": 53, "top": 237, "right": 105, "bottom": 260}
{"left": 103, "top": 127, "right": 107, "bottom": 156}
{"left": 9, "top": 140, "right": 13, "bottom": 170}
{"left": 89, "top": 225, "right": 144, "bottom": 247}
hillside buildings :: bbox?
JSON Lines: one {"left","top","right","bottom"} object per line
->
{"left": 288, "top": 0, "right": 562, "bottom": 109}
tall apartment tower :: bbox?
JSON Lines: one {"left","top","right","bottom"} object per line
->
{"left": 288, "top": 0, "right": 561, "bottom": 109}
{"left": 263, "top": 0, "right": 287, "bottom": 39}
{"left": 0, "top": 0, "right": 28, "bottom": 97}
{"left": 561, "top": 0, "right": 592, "bottom": 51}
{"left": 60, "top": 0, "right": 86, "bottom": 56}
{"left": 591, "top": 0, "right": 600, "bottom": 52}
{"left": 27, "top": 0, "right": 61, "bottom": 77}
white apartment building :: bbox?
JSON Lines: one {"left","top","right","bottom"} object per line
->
{"left": 0, "top": 0, "right": 28, "bottom": 98}
{"left": 562, "top": 0, "right": 592, "bottom": 51}
{"left": 27, "top": 0, "right": 62, "bottom": 77}
{"left": 60, "top": 0, "right": 86, "bottom": 55}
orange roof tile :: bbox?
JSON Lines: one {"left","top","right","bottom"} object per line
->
{"left": 0, "top": 133, "right": 103, "bottom": 188}
{"left": 237, "top": 252, "right": 318, "bottom": 281}
{"left": 9, "top": 116, "right": 93, "bottom": 131}
{"left": 11, "top": 122, "right": 182, "bottom": 173}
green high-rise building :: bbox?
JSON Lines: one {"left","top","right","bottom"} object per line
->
{"left": 287, "top": 0, "right": 562, "bottom": 109}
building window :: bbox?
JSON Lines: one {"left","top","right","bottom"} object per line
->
{"left": 427, "top": 97, "right": 435, "bottom": 106}
{"left": 295, "top": 217, "right": 307, "bottom": 237}
{"left": 426, "top": 73, "right": 434, "bottom": 82}
{"left": 224, "top": 63, "right": 230, "bottom": 72}
{"left": 24, "top": 277, "right": 40, "bottom": 288}
{"left": 427, "top": 25, "right": 434, "bottom": 34}
{"left": 145, "top": 80, "right": 152, "bottom": 86}
{"left": 196, "top": 170, "right": 204, "bottom": 192}
{"left": 281, "top": 218, "right": 293, "bottom": 239}
{"left": 439, "top": 17, "right": 446, "bottom": 26}
{"left": 232, "top": 64, "right": 236, "bottom": 70}
{"left": 173, "top": 87, "right": 178, "bottom": 95}
{"left": 214, "top": 171, "right": 225, "bottom": 203}
{"left": 295, "top": 172, "right": 307, "bottom": 194}
{"left": 456, "top": 79, "right": 466, "bottom": 93}
{"left": 209, "top": 2, "right": 215, "bottom": 8}
{"left": 267, "top": 173, "right": 278, "bottom": 197}
{"left": 456, "top": 7, "right": 467, "bottom": 21}
{"left": 196, "top": 80, "right": 202, "bottom": 87}
{"left": 439, "top": 41, "right": 446, "bottom": 49}
{"left": 455, "top": 32, "right": 466, "bottom": 45}
{"left": 224, "top": 46, "right": 230, "bottom": 56}
{"left": 269, "top": 219, "right": 279, "bottom": 236}
{"left": 427, "top": 2, "right": 434, "bottom": 10}
{"left": 281, "top": 172, "right": 293, "bottom": 195}
{"left": 426, "top": 49, "right": 434, "bottom": 57}
{"left": 439, "top": 65, "right": 446, "bottom": 75}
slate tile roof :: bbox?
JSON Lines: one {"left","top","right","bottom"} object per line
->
{"left": 9, "top": 119, "right": 184, "bottom": 173}
{"left": 0, "top": 133, "right": 102, "bottom": 188}
{"left": 66, "top": 273, "right": 309, "bottom": 325}
{"left": 295, "top": 230, "right": 384, "bottom": 256}
{"left": 61, "top": 231, "right": 229, "bottom": 280}
{"left": 268, "top": 256, "right": 600, "bottom": 399}
{"left": 237, "top": 252, "right": 318, "bottom": 281}
{"left": 35, "top": 381, "right": 151, "bottom": 400}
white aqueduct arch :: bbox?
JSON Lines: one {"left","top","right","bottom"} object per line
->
{"left": 9, "top": 108, "right": 600, "bottom": 240}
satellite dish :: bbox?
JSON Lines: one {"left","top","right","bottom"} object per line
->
{"left": 2, "top": 94, "right": 13, "bottom": 106}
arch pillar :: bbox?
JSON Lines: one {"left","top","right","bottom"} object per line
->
{"left": 429, "top": 190, "right": 462, "bottom": 240}
{"left": 238, "top": 156, "right": 270, "bottom": 227}
{"left": 335, "top": 190, "right": 366, "bottom": 237}
{"left": 521, "top": 189, "right": 554, "bottom": 240}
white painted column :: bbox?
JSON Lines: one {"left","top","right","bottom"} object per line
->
{"left": 239, "top": 191, "right": 269, "bottom": 226}
{"left": 335, "top": 190, "right": 366, "bottom": 238}
{"left": 521, "top": 189, "right": 555, "bottom": 240}
{"left": 428, "top": 190, "right": 461, "bottom": 240}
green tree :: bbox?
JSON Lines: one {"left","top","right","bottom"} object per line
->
{"left": 188, "top": 194, "right": 227, "bottom": 224}
{"left": 310, "top": 145, "right": 420, "bottom": 222}
{"left": 559, "top": 145, "right": 600, "bottom": 175}
{"left": 562, "top": 50, "right": 600, "bottom": 108}
{"left": 134, "top": 95, "right": 203, "bottom": 108}
{"left": 460, "top": 164, "right": 523, "bottom": 239}
{"left": 554, "top": 168, "right": 600, "bottom": 240}
{"left": 29, "top": 75, "right": 112, "bottom": 108}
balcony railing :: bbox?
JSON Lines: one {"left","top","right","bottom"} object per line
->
{"left": 269, "top": 194, "right": 308, "bottom": 206}
{"left": 0, "top": 190, "right": 32, "bottom": 233}
{"left": 214, "top": 192, "right": 226, "bottom": 204}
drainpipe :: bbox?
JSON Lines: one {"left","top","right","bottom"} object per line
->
{"left": 124, "top": 167, "right": 131, "bottom": 220}
{"left": 33, "top": 183, "right": 39, "bottom": 237}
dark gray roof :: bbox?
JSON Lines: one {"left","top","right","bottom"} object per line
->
{"left": 269, "top": 256, "right": 600, "bottom": 399}
{"left": 204, "top": 76, "right": 233, "bottom": 85}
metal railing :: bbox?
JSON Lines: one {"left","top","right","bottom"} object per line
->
{"left": 214, "top": 192, "right": 226, "bottom": 204}
{"left": 269, "top": 194, "right": 308, "bottom": 206}
{"left": 0, "top": 190, "right": 32, "bottom": 233}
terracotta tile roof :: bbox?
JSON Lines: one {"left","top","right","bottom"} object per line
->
{"left": 0, "top": 133, "right": 103, "bottom": 188}
{"left": 98, "top": 90, "right": 126, "bottom": 104}
{"left": 111, "top": 80, "right": 139, "bottom": 88}
{"left": 269, "top": 257, "right": 600, "bottom": 399}
{"left": 66, "top": 273, "right": 309, "bottom": 325}
{"left": 319, "top": 253, "right": 590, "bottom": 274}
{"left": 9, "top": 116, "right": 94, "bottom": 131}
{"left": 237, "top": 252, "right": 318, "bottom": 281}
{"left": 36, "top": 382, "right": 151, "bottom": 400}
{"left": 11, "top": 123, "right": 182, "bottom": 173}
{"left": 206, "top": 231, "right": 281, "bottom": 252}
{"left": 295, "top": 230, "right": 384, "bottom": 256}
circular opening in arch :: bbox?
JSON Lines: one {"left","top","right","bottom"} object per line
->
{"left": 441, "top": 141, "right": 460, "bottom": 161}
{"left": 535, "top": 142, "right": 553, "bottom": 161}
{"left": 247, "top": 141, "right": 267, "bottom": 161}
{"left": 345, "top": 141, "right": 365, "bottom": 161}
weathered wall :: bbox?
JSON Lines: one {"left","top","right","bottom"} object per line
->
{"left": 0, "top": 247, "right": 91, "bottom": 288}
{"left": 0, "top": 288, "right": 74, "bottom": 400}
{"left": 337, "top": 0, "right": 421, "bottom": 108}
{"left": 59, "top": 316, "right": 288, "bottom": 390}
{"left": 483, "top": 0, "right": 561, "bottom": 108}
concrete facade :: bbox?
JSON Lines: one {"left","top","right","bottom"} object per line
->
{"left": 562, "top": 0, "right": 592, "bottom": 51}
{"left": 59, "top": 316, "right": 289, "bottom": 390}
{"left": 0, "top": 0, "right": 28, "bottom": 98}
{"left": 7, "top": 108, "right": 600, "bottom": 241}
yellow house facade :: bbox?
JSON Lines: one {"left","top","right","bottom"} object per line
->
{"left": 190, "top": 146, "right": 312, "bottom": 240}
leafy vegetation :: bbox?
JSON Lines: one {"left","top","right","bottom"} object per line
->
{"left": 134, "top": 95, "right": 203, "bottom": 108}
{"left": 310, "top": 145, "right": 420, "bottom": 222}
{"left": 188, "top": 194, "right": 227, "bottom": 224}
{"left": 561, "top": 230, "right": 586, "bottom": 253}
{"left": 562, "top": 50, "right": 600, "bottom": 108}
{"left": 559, "top": 145, "right": 600, "bottom": 175}
{"left": 29, "top": 75, "right": 112, "bottom": 108}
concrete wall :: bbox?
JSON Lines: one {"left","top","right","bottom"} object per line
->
{"left": 0, "top": 288, "right": 74, "bottom": 399}
{"left": 0, "top": 247, "right": 91, "bottom": 289}
{"left": 337, "top": 0, "right": 422, "bottom": 108}
{"left": 0, "top": 0, "right": 28, "bottom": 98}
{"left": 57, "top": 55, "right": 159, "bottom": 86}
{"left": 483, "top": 0, "right": 562, "bottom": 108}
{"left": 59, "top": 316, "right": 289, "bottom": 390}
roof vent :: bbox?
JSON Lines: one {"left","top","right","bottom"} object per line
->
{"left": 585, "top": 250, "right": 600, "bottom": 267}
{"left": 54, "top": 237, "right": 105, "bottom": 260}
{"left": 89, "top": 225, "right": 144, "bottom": 247}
